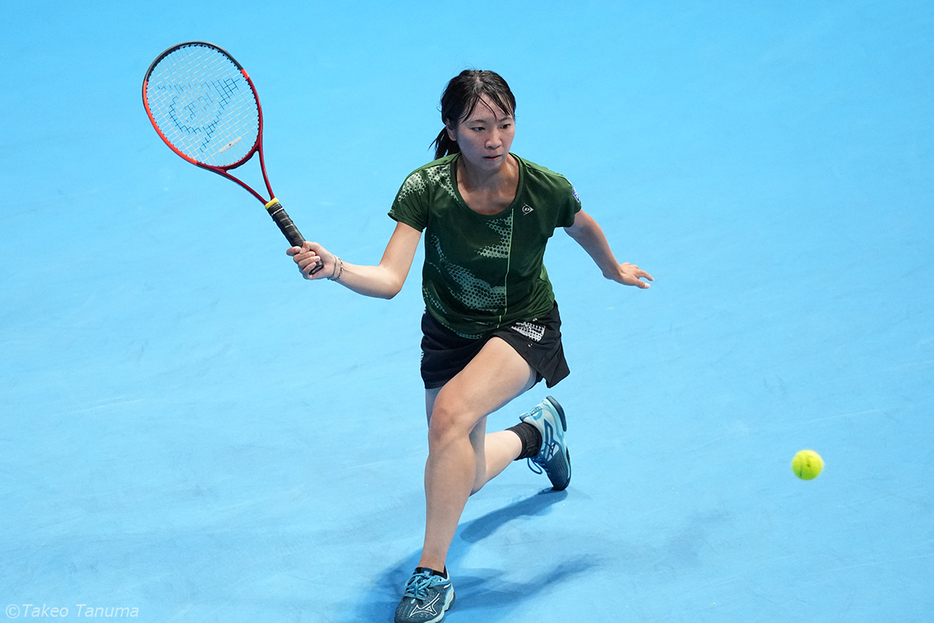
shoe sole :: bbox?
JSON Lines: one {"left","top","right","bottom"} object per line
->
{"left": 429, "top": 589, "right": 455, "bottom": 623}
{"left": 544, "top": 395, "right": 567, "bottom": 431}
{"left": 542, "top": 396, "right": 571, "bottom": 491}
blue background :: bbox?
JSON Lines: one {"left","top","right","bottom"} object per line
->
{"left": 2, "top": 1, "right": 932, "bottom": 621}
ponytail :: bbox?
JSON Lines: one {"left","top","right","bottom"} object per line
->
{"left": 432, "top": 128, "right": 460, "bottom": 160}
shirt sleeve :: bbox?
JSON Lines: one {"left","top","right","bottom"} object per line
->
{"left": 559, "top": 179, "right": 583, "bottom": 228}
{"left": 388, "top": 170, "right": 429, "bottom": 232}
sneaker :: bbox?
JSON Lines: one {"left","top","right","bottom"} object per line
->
{"left": 520, "top": 396, "right": 571, "bottom": 491}
{"left": 394, "top": 568, "right": 455, "bottom": 623}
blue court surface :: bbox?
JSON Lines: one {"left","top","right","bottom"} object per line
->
{"left": 2, "top": 1, "right": 933, "bottom": 621}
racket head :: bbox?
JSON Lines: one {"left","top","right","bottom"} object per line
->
{"left": 143, "top": 41, "right": 262, "bottom": 170}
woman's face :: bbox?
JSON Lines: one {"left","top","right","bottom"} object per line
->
{"left": 447, "top": 95, "right": 515, "bottom": 173}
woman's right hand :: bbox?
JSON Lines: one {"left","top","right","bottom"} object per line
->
{"left": 287, "top": 241, "right": 336, "bottom": 280}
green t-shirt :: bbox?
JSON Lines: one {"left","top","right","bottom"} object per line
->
{"left": 388, "top": 153, "right": 581, "bottom": 338}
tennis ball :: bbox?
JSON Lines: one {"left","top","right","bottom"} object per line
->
{"left": 792, "top": 450, "right": 823, "bottom": 480}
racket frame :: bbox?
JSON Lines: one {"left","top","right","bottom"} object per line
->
{"left": 142, "top": 41, "right": 318, "bottom": 270}
{"left": 142, "top": 41, "right": 275, "bottom": 205}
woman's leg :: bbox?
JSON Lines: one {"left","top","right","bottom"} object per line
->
{"left": 417, "top": 336, "right": 535, "bottom": 572}
{"left": 425, "top": 393, "right": 533, "bottom": 495}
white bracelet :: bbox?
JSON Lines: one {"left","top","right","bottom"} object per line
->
{"left": 329, "top": 256, "right": 344, "bottom": 282}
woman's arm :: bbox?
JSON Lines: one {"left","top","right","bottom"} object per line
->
{"left": 286, "top": 221, "right": 423, "bottom": 299}
{"left": 564, "top": 209, "right": 653, "bottom": 288}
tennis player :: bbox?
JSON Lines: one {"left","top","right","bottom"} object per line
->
{"left": 288, "top": 69, "right": 652, "bottom": 623}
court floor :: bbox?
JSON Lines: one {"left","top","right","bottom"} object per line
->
{"left": 2, "top": 1, "right": 932, "bottom": 621}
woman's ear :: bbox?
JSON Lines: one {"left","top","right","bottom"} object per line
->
{"left": 445, "top": 123, "right": 457, "bottom": 142}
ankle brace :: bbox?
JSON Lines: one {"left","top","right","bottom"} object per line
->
{"left": 507, "top": 422, "right": 543, "bottom": 460}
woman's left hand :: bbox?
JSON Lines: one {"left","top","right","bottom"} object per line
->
{"left": 565, "top": 210, "right": 654, "bottom": 290}
{"left": 609, "top": 262, "right": 654, "bottom": 289}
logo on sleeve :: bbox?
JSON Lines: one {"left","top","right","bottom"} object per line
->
{"left": 571, "top": 186, "right": 581, "bottom": 203}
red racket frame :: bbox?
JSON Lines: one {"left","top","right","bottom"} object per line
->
{"left": 142, "top": 41, "right": 319, "bottom": 271}
{"left": 142, "top": 42, "right": 274, "bottom": 204}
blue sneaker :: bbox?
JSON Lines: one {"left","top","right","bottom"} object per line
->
{"left": 394, "top": 568, "right": 455, "bottom": 623}
{"left": 520, "top": 396, "right": 571, "bottom": 491}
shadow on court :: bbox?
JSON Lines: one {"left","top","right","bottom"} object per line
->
{"left": 344, "top": 489, "right": 586, "bottom": 622}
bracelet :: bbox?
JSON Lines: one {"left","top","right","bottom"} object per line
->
{"left": 329, "top": 256, "right": 344, "bottom": 282}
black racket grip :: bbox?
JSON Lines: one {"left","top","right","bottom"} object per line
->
{"left": 266, "top": 199, "right": 323, "bottom": 275}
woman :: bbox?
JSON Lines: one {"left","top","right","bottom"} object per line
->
{"left": 288, "top": 70, "right": 652, "bottom": 623}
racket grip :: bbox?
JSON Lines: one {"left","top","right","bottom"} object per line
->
{"left": 266, "top": 199, "right": 323, "bottom": 274}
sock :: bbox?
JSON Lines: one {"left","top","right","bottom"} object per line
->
{"left": 507, "top": 422, "right": 542, "bottom": 460}
{"left": 416, "top": 566, "right": 448, "bottom": 578}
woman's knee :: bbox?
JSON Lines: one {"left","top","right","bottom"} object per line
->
{"left": 427, "top": 392, "right": 474, "bottom": 445}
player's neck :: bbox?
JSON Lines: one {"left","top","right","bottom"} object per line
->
{"left": 457, "top": 153, "right": 517, "bottom": 193}
{"left": 456, "top": 155, "right": 518, "bottom": 216}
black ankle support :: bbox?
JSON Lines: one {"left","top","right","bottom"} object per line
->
{"left": 507, "top": 422, "right": 542, "bottom": 460}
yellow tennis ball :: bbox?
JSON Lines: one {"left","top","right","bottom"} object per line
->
{"left": 792, "top": 450, "right": 823, "bottom": 480}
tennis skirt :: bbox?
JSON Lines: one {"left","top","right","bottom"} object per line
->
{"left": 420, "top": 302, "right": 570, "bottom": 389}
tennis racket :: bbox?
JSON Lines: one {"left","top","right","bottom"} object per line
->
{"left": 142, "top": 41, "right": 322, "bottom": 273}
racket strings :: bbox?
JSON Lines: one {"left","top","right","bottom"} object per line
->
{"left": 146, "top": 44, "right": 260, "bottom": 168}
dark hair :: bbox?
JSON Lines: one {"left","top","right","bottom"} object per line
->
{"left": 431, "top": 70, "right": 517, "bottom": 160}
